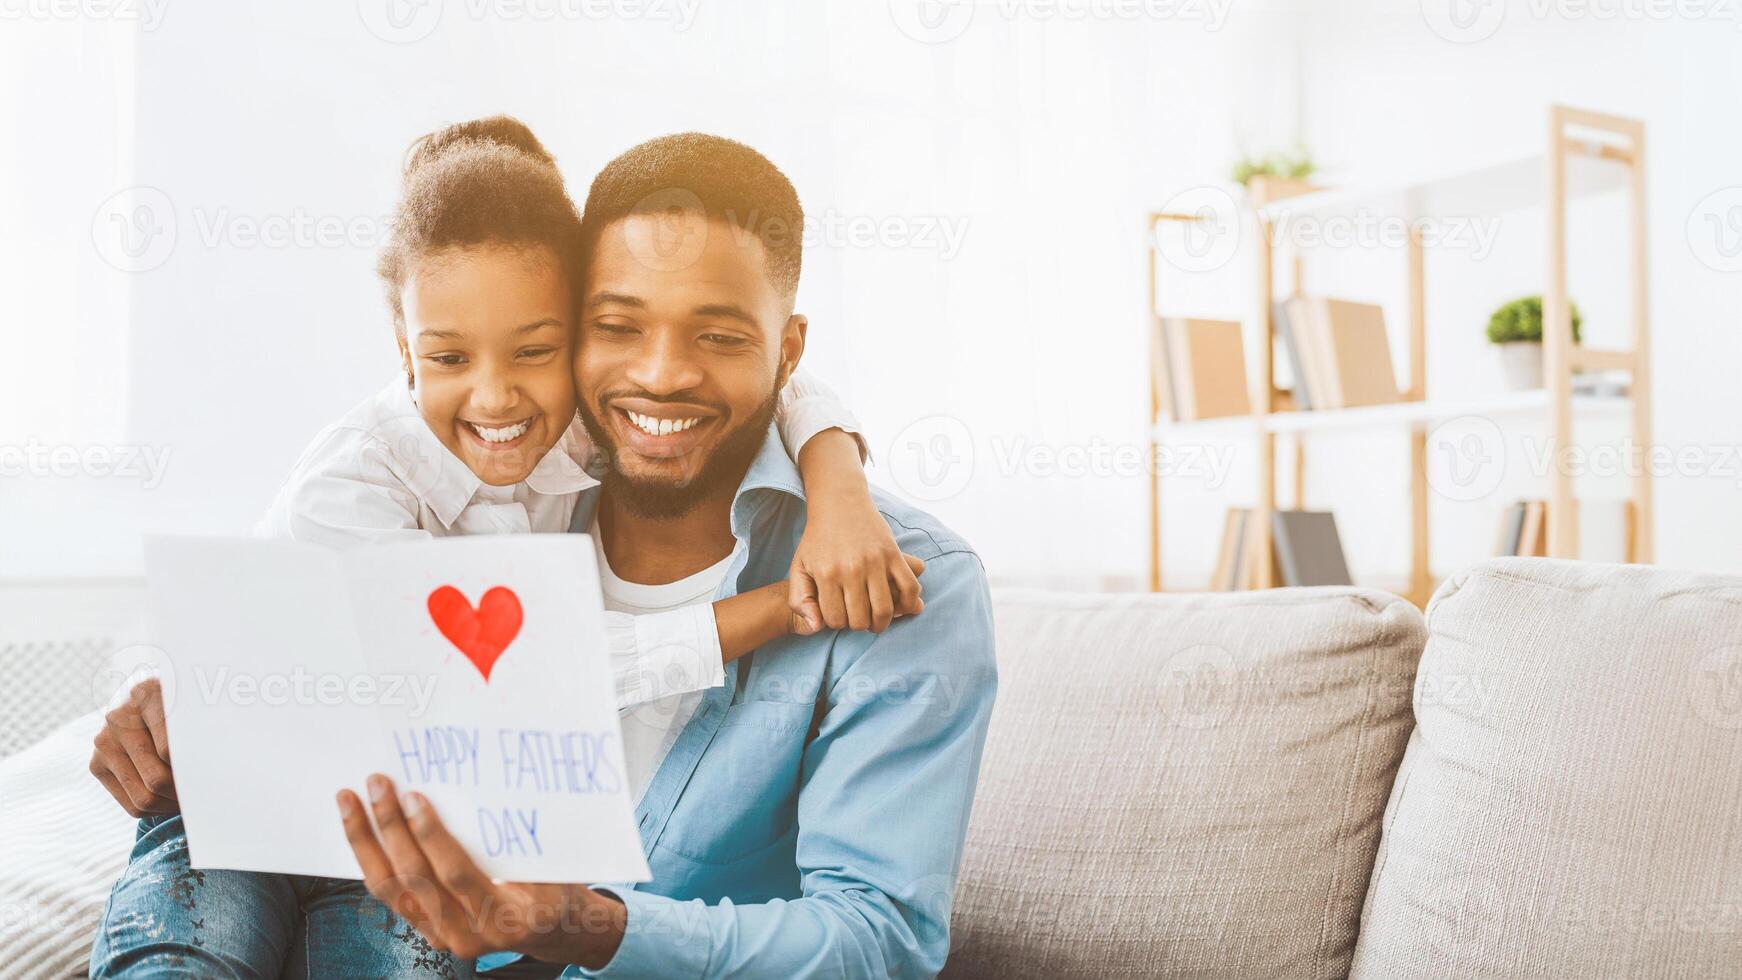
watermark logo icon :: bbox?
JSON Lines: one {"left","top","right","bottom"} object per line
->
{"left": 1687, "top": 186, "right": 1742, "bottom": 273}
{"left": 1153, "top": 185, "right": 1241, "bottom": 273}
{"left": 92, "top": 186, "right": 176, "bottom": 273}
{"left": 888, "top": 0, "right": 974, "bottom": 43}
{"left": 1420, "top": 0, "right": 1505, "bottom": 43}
{"left": 623, "top": 187, "right": 710, "bottom": 274}
{"left": 886, "top": 415, "right": 975, "bottom": 502}
{"left": 1425, "top": 414, "right": 1506, "bottom": 502}
{"left": 90, "top": 644, "right": 178, "bottom": 717}
{"left": 1690, "top": 645, "right": 1742, "bottom": 730}
{"left": 1158, "top": 644, "right": 1238, "bottom": 730}
{"left": 359, "top": 0, "right": 443, "bottom": 43}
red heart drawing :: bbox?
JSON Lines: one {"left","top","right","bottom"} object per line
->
{"left": 427, "top": 585, "right": 523, "bottom": 682}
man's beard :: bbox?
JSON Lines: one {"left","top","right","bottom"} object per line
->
{"left": 577, "top": 385, "right": 779, "bottom": 521}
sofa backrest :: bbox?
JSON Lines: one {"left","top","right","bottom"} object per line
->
{"left": 1352, "top": 557, "right": 1742, "bottom": 978}
{"left": 946, "top": 587, "right": 1426, "bottom": 979}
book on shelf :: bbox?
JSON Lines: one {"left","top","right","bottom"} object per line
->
{"left": 1274, "top": 299, "right": 1313, "bottom": 410}
{"left": 1149, "top": 312, "right": 1178, "bottom": 421}
{"left": 1496, "top": 501, "right": 1528, "bottom": 557}
{"left": 1271, "top": 510, "right": 1354, "bottom": 586}
{"left": 1212, "top": 508, "right": 1249, "bottom": 591}
{"left": 1515, "top": 500, "right": 1547, "bottom": 557}
{"left": 1495, "top": 499, "right": 1632, "bottom": 561}
{"left": 1277, "top": 295, "right": 1402, "bottom": 410}
{"left": 1153, "top": 316, "right": 1250, "bottom": 422}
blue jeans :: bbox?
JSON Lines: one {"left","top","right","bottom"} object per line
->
{"left": 90, "top": 813, "right": 472, "bottom": 979}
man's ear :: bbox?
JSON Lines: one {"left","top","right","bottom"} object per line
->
{"left": 776, "top": 313, "right": 807, "bottom": 389}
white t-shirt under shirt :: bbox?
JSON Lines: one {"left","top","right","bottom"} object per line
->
{"left": 592, "top": 520, "right": 735, "bottom": 804}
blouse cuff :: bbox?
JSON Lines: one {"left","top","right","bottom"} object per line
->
{"left": 604, "top": 606, "right": 726, "bottom": 710}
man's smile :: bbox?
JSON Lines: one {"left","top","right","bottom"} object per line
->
{"left": 606, "top": 397, "right": 721, "bottom": 459}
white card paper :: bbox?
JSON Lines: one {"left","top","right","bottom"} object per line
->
{"left": 143, "top": 533, "right": 650, "bottom": 884}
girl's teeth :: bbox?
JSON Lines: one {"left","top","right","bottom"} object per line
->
{"left": 469, "top": 419, "right": 531, "bottom": 444}
{"left": 627, "top": 411, "right": 702, "bottom": 436}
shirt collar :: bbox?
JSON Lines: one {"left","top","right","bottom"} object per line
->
{"left": 385, "top": 381, "right": 598, "bottom": 528}
{"left": 727, "top": 422, "right": 806, "bottom": 542}
{"left": 523, "top": 416, "right": 600, "bottom": 496}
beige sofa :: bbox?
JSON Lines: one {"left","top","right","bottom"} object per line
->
{"left": 6, "top": 557, "right": 1741, "bottom": 977}
{"left": 946, "top": 557, "right": 1742, "bottom": 978}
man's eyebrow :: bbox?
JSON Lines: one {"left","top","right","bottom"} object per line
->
{"left": 587, "top": 292, "right": 646, "bottom": 308}
{"left": 692, "top": 304, "right": 759, "bottom": 328}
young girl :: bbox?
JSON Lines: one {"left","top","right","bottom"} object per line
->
{"left": 258, "top": 115, "right": 922, "bottom": 710}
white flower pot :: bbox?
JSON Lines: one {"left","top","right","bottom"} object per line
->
{"left": 1496, "top": 341, "right": 1543, "bottom": 391}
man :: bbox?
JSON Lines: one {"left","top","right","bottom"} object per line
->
{"left": 339, "top": 133, "right": 998, "bottom": 977}
{"left": 95, "top": 133, "right": 997, "bottom": 978}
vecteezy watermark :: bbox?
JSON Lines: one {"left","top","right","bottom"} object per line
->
{"left": 1152, "top": 184, "right": 1242, "bottom": 273}
{"left": 1158, "top": 644, "right": 1240, "bottom": 730}
{"left": 0, "top": 440, "right": 173, "bottom": 489}
{"left": 0, "top": 0, "right": 170, "bottom": 29}
{"left": 193, "top": 664, "right": 442, "bottom": 716}
{"left": 1689, "top": 645, "right": 1742, "bottom": 731}
{"left": 92, "top": 186, "right": 177, "bottom": 273}
{"left": 732, "top": 208, "right": 971, "bottom": 261}
{"left": 91, "top": 186, "right": 403, "bottom": 273}
{"left": 1423, "top": 0, "right": 1742, "bottom": 43}
{"left": 888, "top": 0, "right": 1232, "bottom": 44}
{"left": 613, "top": 188, "right": 971, "bottom": 274}
{"left": 90, "top": 644, "right": 178, "bottom": 715}
{"left": 357, "top": 0, "right": 701, "bottom": 43}
{"left": 1267, "top": 209, "right": 1503, "bottom": 260}
{"left": 1519, "top": 437, "right": 1742, "bottom": 486}
{"left": 1425, "top": 414, "right": 1507, "bottom": 502}
{"left": 988, "top": 436, "right": 1235, "bottom": 486}
{"left": 886, "top": 415, "right": 976, "bottom": 503}
{"left": 1687, "top": 186, "right": 1742, "bottom": 273}
{"left": 1419, "top": 0, "right": 1507, "bottom": 42}
{"left": 883, "top": 416, "right": 1237, "bottom": 503}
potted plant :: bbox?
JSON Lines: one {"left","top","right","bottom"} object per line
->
{"left": 1487, "top": 295, "right": 1582, "bottom": 391}
{"left": 1232, "top": 148, "right": 1318, "bottom": 205}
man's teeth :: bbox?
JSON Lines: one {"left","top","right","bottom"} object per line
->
{"left": 626, "top": 411, "right": 703, "bottom": 436}
{"left": 467, "top": 419, "right": 531, "bottom": 444}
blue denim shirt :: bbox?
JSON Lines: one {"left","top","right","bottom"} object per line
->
{"left": 560, "top": 424, "right": 997, "bottom": 978}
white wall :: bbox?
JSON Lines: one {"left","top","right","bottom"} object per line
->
{"left": 1282, "top": 3, "right": 1742, "bottom": 581}
{"left": 6, "top": 3, "right": 1734, "bottom": 589}
{"left": 3, "top": 2, "right": 1296, "bottom": 586}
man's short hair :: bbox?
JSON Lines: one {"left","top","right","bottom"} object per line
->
{"left": 578, "top": 132, "right": 804, "bottom": 297}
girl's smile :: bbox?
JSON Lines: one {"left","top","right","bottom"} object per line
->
{"left": 398, "top": 242, "right": 576, "bottom": 487}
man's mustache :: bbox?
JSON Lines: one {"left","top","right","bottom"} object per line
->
{"left": 592, "top": 389, "right": 730, "bottom": 416}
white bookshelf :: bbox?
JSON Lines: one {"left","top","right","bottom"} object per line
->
{"left": 1154, "top": 391, "right": 1632, "bottom": 437}
{"left": 1146, "top": 105, "right": 1654, "bottom": 606}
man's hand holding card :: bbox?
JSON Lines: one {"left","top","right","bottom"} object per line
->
{"left": 142, "top": 534, "right": 650, "bottom": 886}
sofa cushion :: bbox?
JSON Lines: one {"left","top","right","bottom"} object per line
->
{"left": 1351, "top": 557, "right": 1742, "bottom": 978}
{"left": 0, "top": 710, "right": 137, "bottom": 980}
{"left": 945, "top": 587, "right": 1426, "bottom": 979}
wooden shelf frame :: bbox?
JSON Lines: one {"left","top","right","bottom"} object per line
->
{"left": 1146, "top": 105, "right": 1653, "bottom": 605}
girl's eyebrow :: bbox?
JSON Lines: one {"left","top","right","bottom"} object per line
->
{"left": 515, "top": 318, "right": 564, "bottom": 334}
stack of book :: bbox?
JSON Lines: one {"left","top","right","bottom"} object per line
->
{"left": 1273, "top": 295, "right": 1402, "bottom": 410}
{"left": 1495, "top": 500, "right": 1633, "bottom": 561}
{"left": 1151, "top": 315, "right": 1251, "bottom": 422}
{"left": 1213, "top": 508, "right": 1354, "bottom": 590}
{"left": 1495, "top": 501, "right": 1549, "bottom": 557}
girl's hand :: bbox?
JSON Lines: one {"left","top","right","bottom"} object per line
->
{"left": 790, "top": 491, "right": 925, "bottom": 633}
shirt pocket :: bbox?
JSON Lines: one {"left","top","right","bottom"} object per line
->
{"left": 655, "top": 698, "right": 812, "bottom": 866}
